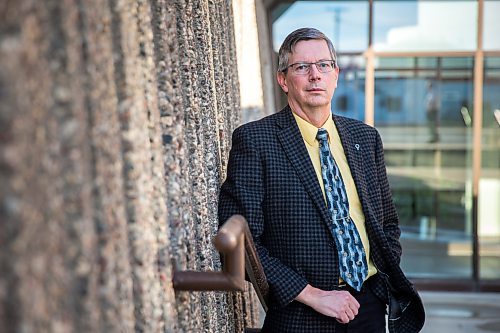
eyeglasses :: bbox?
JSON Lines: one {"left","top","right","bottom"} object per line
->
{"left": 283, "top": 60, "right": 336, "bottom": 75}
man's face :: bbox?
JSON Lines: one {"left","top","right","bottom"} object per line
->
{"left": 277, "top": 39, "right": 339, "bottom": 112}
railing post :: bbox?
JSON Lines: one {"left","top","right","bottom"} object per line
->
{"left": 172, "top": 215, "right": 268, "bottom": 311}
{"left": 172, "top": 215, "right": 246, "bottom": 291}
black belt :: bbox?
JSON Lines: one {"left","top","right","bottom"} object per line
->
{"left": 338, "top": 274, "right": 376, "bottom": 293}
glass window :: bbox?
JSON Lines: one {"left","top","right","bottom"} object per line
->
{"left": 480, "top": 56, "right": 500, "bottom": 279}
{"left": 375, "top": 56, "right": 474, "bottom": 279}
{"left": 373, "top": 1, "right": 477, "bottom": 52}
{"left": 484, "top": 0, "right": 500, "bottom": 50}
{"left": 332, "top": 55, "right": 365, "bottom": 121}
{"left": 376, "top": 57, "right": 415, "bottom": 69}
{"left": 417, "top": 57, "right": 438, "bottom": 69}
{"left": 273, "top": 1, "right": 369, "bottom": 53}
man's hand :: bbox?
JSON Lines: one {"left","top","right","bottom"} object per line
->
{"left": 295, "top": 284, "right": 360, "bottom": 324}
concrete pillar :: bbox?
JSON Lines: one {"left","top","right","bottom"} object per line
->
{"left": 0, "top": 0, "right": 259, "bottom": 332}
{"left": 233, "top": 0, "right": 277, "bottom": 122}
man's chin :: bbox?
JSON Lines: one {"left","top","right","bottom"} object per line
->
{"left": 305, "top": 98, "right": 330, "bottom": 108}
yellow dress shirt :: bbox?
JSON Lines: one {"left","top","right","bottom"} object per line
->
{"left": 292, "top": 111, "right": 377, "bottom": 281}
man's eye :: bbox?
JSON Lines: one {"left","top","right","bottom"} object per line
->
{"left": 295, "top": 64, "right": 309, "bottom": 71}
{"left": 319, "top": 62, "right": 331, "bottom": 69}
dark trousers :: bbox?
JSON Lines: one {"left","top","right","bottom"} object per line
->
{"left": 335, "top": 277, "right": 387, "bottom": 333}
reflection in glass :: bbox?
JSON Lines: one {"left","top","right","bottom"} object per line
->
{"left": 332, "top": 55, "right": 365, "bottom": 121}
{"left": 484, "top": 0, "right": 500, "bottom": 51}
{"left": 375, "top": 57, "right": 474, "bottom": 278}
{"left": 480, "top": 57, "right": 500, "bottom": 279}
{"left": 373, "top": 1, "right": 477, "bottom": 51}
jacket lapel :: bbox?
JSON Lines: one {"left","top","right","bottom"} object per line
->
{"left": 276, "top": 107, "right": 331, "bottom": 224}
{"left": 333, "top": 115, "right": 373, "bottom": 220}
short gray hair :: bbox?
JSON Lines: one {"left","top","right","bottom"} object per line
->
{"left": 277, "top": 28, "right": 337, "bottom": 73}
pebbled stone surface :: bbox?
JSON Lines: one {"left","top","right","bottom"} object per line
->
{"left": 0, "top": 0, "right": 261, "bottom": 332}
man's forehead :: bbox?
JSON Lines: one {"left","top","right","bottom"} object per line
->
{"left": 290, "top": 38, "right": 328, "bottom": 50}
{"left": 289, "top": 39, "right": 331, "bottom": 59}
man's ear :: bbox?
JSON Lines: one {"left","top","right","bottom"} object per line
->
{"left": 276, "top": 71, "right": 288, "bottom": 94}
{"left": 333, "top": 66, "right": 340, "bottom": 88}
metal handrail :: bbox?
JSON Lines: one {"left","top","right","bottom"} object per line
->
{"left": 172, "top": 215, "right": 269, "bottom": 311}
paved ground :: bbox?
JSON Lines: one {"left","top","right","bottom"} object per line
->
{"left": 420, "top": 291, "right": 500, "bottom": 333}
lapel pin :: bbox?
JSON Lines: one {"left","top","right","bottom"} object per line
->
{"left": 355, "top": 144, "right": 360, "bottom": 151}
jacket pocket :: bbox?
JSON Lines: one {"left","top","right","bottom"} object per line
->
{"left": 387, "top": 279, "right": 412, "bottom": 321}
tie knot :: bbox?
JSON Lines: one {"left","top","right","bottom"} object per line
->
{"left": 316, "top": 128, "right": 329, "bottom": 143}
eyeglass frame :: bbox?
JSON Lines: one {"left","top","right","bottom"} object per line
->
{"left": 281, "top": 60, "right": 337, "bottom": 75}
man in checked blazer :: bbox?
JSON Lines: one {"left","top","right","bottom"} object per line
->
{"left": 219, "top": 28, "right": 425, "bottom": 332}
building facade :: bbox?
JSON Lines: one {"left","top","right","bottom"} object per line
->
{"left": 270, "top": 0, "right": 500, "bottom": 291}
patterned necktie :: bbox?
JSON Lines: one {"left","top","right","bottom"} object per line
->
{"left": 316, "top": 128, "right": 368, "bottom": 291}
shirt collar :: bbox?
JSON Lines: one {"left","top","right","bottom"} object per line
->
{"left": 292, "top": 111, "right": 335, "bottom": 146}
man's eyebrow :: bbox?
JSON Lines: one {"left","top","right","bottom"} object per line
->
{"left": 294, "top": 59, "right": 333, "bottom": 63}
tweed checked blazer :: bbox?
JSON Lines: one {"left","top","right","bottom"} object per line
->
{"left": 219, "top": 106, "right": 425, "bottom": 333}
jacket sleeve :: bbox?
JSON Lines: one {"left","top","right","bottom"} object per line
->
{"left": 218, "top": 125, "right": 308, "bottom": 307}
{"left": 374, "top": 130, "right": 402, "bottom": 264}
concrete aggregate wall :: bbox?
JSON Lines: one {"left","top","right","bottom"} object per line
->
{"left": 0, "top": 0, "right": 260, "bottom": 332}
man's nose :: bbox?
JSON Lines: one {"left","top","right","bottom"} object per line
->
{"left": 309, "top": 64, "right": 322, "bottom": 80}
